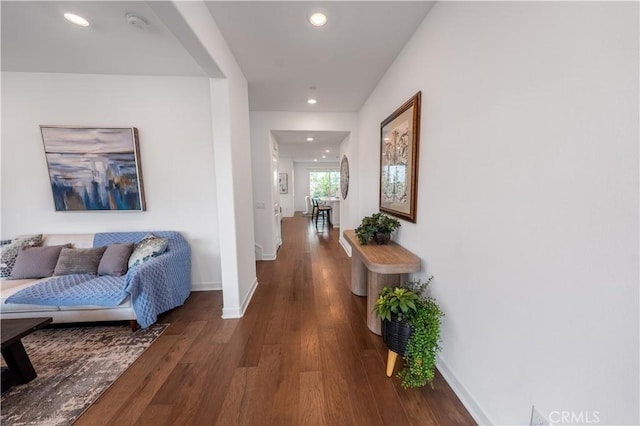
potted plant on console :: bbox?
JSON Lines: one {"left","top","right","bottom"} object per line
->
{"left": 374, "top": 277, "right": 444, "bottom": 389}
{"left": 354, "top": 212, "right": 401, "bottom": 245}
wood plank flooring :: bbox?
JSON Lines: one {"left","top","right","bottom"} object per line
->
{"left": 77, "top": 213, "right": 476, "bottom": 425}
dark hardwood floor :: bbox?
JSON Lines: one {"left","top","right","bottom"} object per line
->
{"left": 77, "top": 213, "right": 476, "bottom": 425}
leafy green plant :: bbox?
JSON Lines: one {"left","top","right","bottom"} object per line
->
{"left": 374, "top": 277, "right": 444, "bottom": 389}
{"left": 354, "top": 212, "right": 401, "bottom": 245}
{"left": 374, "top": 287, "right": 420, "bottom": 321}
{"left": 398, "top": 296, "right": 443, "bottom": 389}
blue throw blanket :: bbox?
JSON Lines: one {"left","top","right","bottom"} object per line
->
{"left": 4, "top": 274, "right": 128, "bottom": 306}
{"left": 5, "top": 231, "right": 191, "bottom": 328}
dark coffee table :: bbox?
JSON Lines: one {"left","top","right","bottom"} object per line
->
{"left": 1, "top": 317, "right": 52, "bottom": 392}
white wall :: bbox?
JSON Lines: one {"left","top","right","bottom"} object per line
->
{"left": 293, "top": 161, "right": 339, "bottom": 212}
{"left": 293, "top": 162, "right": 312, "bottom": 212}
{"left": 169, "top": 0, "right": 257, "bottom": 318}
{"left": 278, "top": 157, "right": 294, "bottom": 217}
{"left": 338, "top": 133, "right": 359, "bottom": 254}
{"left": 250, "top": 111, "right": 358, "bottom": 259}
{"left": 1, "top": 72, "right": 221, "bottom": 290}
{"left": 357, "top": 2, "right": 639, "bottom": 425}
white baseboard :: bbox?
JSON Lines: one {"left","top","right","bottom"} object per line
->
{"left": 339, "top": 236, "right": 352, "bottom": 257}
{"left": 191, "top": 282, "right": 222, "bottom": 291}
{"left": 437, "top": 357, "right": 491, "bottom": 425}
{"left": 221, "top": 277, "right": 259, "bottom": 319}
{"left": 261, "top": 252, "right": 277, "bottom": 261}
{"left": 256, "top": 242, "right": 278, "bottom": 261}
{"left": 221, "top": 307, "right": 241, "bottom": 318}
{"left": 255, "top": 243, "right": 263, "bottom": 260}
{"left": 240, "top": 277, "right": 259, "bottom": 314}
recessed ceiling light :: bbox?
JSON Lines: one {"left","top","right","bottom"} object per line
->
{"left": 309, "top": 12, "right": 327, "bottom": 27}
{"left": 314, "top": 159, "right": 318, "bottom": 162}
{"left": 64, "top": 12, "right": 90, "bottom": 27}
{"left": 307, "top": 98, "right": 317, "bottom": 105}
{"left": 306, "top": 137, "right": 314, "bottom": 142}
{"left": 325, "top": 149, "right": 330, "bottom": 153}
{"left": 322, "top": 155, "right": 326, "bottom": 159}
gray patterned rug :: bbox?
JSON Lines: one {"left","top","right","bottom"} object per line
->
{"left": 1, "top": 323, "right": 167, "bottom": 426}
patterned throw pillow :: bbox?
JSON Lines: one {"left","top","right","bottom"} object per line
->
{"left": 0, "top": 234, "right": 43, "bottom": 278}
{"left": 53, "top": 246, "right": 107, "bottom": 276}
{"left": 128, "top": 234, "right": 169, "bottom": 268}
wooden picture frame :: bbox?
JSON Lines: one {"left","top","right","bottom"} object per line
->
{"left": 379, "top": 92, "right": 421, "bottom": 223}
{"left": 41, "top": 126, "right": 146, "bottom": 211}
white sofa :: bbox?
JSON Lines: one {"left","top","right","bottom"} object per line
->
{"left": 1, "top": 231, "right": 191, "bottom": 330}
{"left": 1, "top": 234, "right": 137, "bottom": 328}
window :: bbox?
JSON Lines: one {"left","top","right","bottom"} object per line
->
{"left": 309, "top": 170, "right": 340, "bottom": 198}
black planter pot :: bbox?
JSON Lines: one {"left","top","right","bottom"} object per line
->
{"left": 374, "top": 232, "right": 391, "bottom": 245}
{"left": 381, "top": 316, "right": 412, "bottom": 355}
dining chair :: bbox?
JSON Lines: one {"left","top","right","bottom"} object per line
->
{"left": 311, "top": 198, "right": 332, "bottom": 231}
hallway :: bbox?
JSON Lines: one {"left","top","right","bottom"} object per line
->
{"left": 78, "top": 213, "right": 475, "bottom": 425}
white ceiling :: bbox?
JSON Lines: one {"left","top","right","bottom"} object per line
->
{"left": 1, "top": 1, "right": 206, "bottom": 76}
{"left": 273, "top": 130, "right": 349, "bottom": 163}
{"left": 206, "top": 1, "right": 434, "bottom": 112}
{"left": 1, "top": 1, "right": 435, "bottom": 161}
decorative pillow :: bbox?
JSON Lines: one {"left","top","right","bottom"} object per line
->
{"left": 98, "top": 243, "right": 134, "bottom": 276}
{"left": 0, "top": 234, "right": 43, "bottom": 278}
{"left": 53, "top": 246, "right": 107, "bottom": 276}
{"left": 128, "top": 234, "right": 169, "bottom": 268}
{"left": 10, "top": 244, "right": 71, "bottom": 279}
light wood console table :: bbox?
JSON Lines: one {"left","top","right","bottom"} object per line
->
{"left": 343, "top": 230, "right": 421, "bottom": 335}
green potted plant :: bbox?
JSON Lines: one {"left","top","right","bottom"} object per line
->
{"left": 374, "top": 277, "right": 444, "bottom": 389}
{"left": 354, "top": 212, "right": 401, "bottom": 245}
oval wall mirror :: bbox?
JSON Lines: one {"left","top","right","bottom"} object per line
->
{"left": 340, "top": 155, "right": 350, "bottom": 200}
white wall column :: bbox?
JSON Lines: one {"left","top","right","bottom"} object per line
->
{"left": 157, "top": 0, "right": 258, "bottom": 317}
{"left": 209, "top": 79, "right": 241, "bottom": 315}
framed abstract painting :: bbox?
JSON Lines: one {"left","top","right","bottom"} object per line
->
{"left": 379, "top": 92, "right": 421, "bottom": 223}
{"left": 40, "top": 126, "right": 146, "bottom": 211}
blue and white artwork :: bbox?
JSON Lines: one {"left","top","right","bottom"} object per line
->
{"left": 41, "top": 127, "right": 146, "bottom": 211}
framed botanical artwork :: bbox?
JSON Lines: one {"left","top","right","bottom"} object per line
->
{"left": 40, "top": 126, "right": 146, "bottom": 211}
{"left": 379, "top": 92, "right": 421, "bottom": 223}
{"left": 278, "top": 172, "right": 288, "bottom": 194}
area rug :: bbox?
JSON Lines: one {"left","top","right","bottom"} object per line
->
{"left": 1, "top": 323, "right": 167, "bottom": 426}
